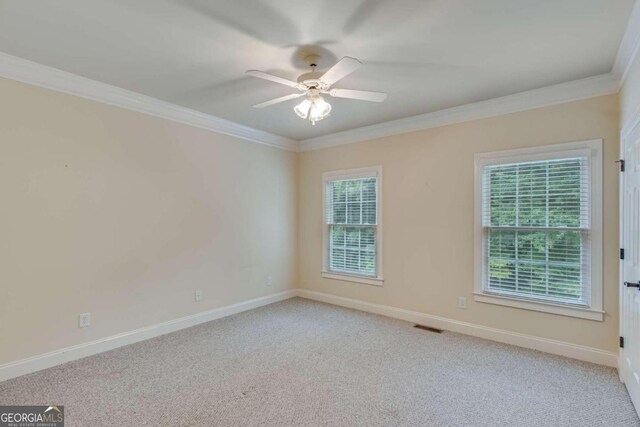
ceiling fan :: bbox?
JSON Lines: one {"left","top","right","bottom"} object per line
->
{"left": 246, "top": 55, "right": 387, "bottom": 125}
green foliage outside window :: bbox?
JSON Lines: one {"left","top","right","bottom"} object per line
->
{"left": 486, "top": 158, "right": 587, "bottom": 303}
{"left": 328, "top": 178, "right": 377, "bottom": 276}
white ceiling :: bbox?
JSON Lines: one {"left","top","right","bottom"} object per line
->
{"left": 0, "top": 0, "right": 634, "bottom": 140}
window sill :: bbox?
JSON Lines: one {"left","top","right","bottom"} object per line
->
{"left": 321, "top": 271, "right": 384, "bottom": 287}
{"left": 473, "top": 292, "right": 604, "bottom": 321}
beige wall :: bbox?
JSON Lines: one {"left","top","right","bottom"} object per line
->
{"left": 298, "top": 94, "right": 620, "bottom": 352}
{"left": 0, "top": 73, "right": 625, "bottom": 366}
{"left": 0, "top": 77, "right": 297, "bottom": 364}
{"left": 622, "top": 52, "right": 640, "bottom": 130}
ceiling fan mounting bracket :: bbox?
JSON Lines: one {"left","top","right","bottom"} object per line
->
{"left": 304, "top": 54, "right": 320, "bottom": 68}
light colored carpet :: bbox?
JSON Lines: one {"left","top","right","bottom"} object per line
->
{"left": 0, "top": 298, "right": 637, "bottom": 426}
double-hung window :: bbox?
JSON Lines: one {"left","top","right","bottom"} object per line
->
{"left": 322, "top": 166, "right": 383, "bottom": 286}
{"left": 474, "top": 140, "right": 603, "bottom": 320}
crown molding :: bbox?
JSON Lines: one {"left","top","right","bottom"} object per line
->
{"left": 0, "top": 52, "right": 298, "bottom": 152}
{"left": 613, "top": 0, "right": 640, "bottom": 85}
{"left": 299, "top": 73, "right": 620, "bottom": 152}
{"left": 0, "top": 43, "right": 628, "bottom": 154}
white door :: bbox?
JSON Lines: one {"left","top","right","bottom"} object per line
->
{"left": 621, "top": 119, "right": 640, "bottom": 413}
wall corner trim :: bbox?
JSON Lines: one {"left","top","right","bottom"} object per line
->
{"left": 613, "top": 0, "right": 640, "bottom": 85}
{"left": 0, "top": 290, "right": 297, "bottom": 382}
{"left": 296, "top": 289, "right": 618, "bottom": 367}
{"left": 0, "top": 52, "right": 298, "bottom": 152}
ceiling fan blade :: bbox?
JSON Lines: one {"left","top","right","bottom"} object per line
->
{"left": 329, "top": 88, "right": 387, "bottom": 102}
{"left": 246, "top": 70, "right": 300, "bottom": 88}
{"left": 319, "top": 57, "right": 362, "bottom": 86}
{"left": 252, "top": 93, "right": 305, "bottom": 108}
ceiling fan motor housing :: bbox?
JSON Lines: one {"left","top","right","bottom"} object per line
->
{"left": 296, "top": 54, "right": 329, "bottom": 89}
{"left": 297, "top": 71, "right": 327, "bottom": 90}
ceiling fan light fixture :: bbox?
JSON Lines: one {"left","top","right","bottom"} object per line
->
{"left": 248, "top": 55, "right": 385, "bottom": 125}
{"left": 294, "top": 96, "right": 331, "bottom": 125}
{"left": 308, "top": 96, "right": 331, "bottom": 125}
{"left": 294, "top": 98, "right": 312, "bottom": 119}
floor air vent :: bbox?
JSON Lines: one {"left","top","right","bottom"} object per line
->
{"left": 414, "top": 324, "right": 443, "bottom": 333}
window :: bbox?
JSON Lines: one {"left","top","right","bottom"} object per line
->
{"left": 474, "top": 140, "right": 603, "bottom": 321}
{"left": 322, "top": 166, "right": 383, "bottom": 286}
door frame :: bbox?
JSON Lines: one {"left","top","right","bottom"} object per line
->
{"left": 619, "top": 125, "right": 626, "bottom": 382}
{"left": 620, "top": 107, "right": 640, "bottom": 382}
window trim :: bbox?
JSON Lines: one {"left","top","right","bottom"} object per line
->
{"left": 473, "top": 140, "right": 604, "bottom": 321}
{"left": 322, "top": 166, "right": 384, "bottom": 286}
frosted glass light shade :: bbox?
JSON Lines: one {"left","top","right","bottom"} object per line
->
{"left": 309, "top": 97, "right": 331, "bottom": 123}
{"left": 294, "top": 99, "right": 312, "bottom": 119}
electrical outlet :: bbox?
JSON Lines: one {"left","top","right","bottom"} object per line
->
{"left": 458, "top": 297, "right": 467, "bottom": 309}
{"left": 78, "top": 312, "right": 91, "bottom": 328}
{"left": 194, "top": 290, "right": 203, "bottom": 302}
{"left": 266, "top": 275, "right": 273, "bottom": 287}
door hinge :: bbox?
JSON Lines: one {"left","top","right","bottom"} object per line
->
{"left": 621, "top": 336, "right": 625, "bottom": 348}
{"left": 621, "top": 248, "right": 625, "bottom": 260}
{"left": 616, "top": 159, "right": 625, "bottom": 172}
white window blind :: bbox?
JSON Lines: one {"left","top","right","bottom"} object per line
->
{"left": 481, "top": 156, "right": 591, "bottom": 306}
{"left": 325, "top": 173, "right": 379, "bottom": 278}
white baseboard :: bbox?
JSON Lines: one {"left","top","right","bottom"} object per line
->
{"left": 1, "top": 288, "right": 617, "bottom": 382}
{"left": 297, "top": 289, "right": 618, "bottom": 368}
{"left": 0, "top": 290, "right": 296, "bottom": 382}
